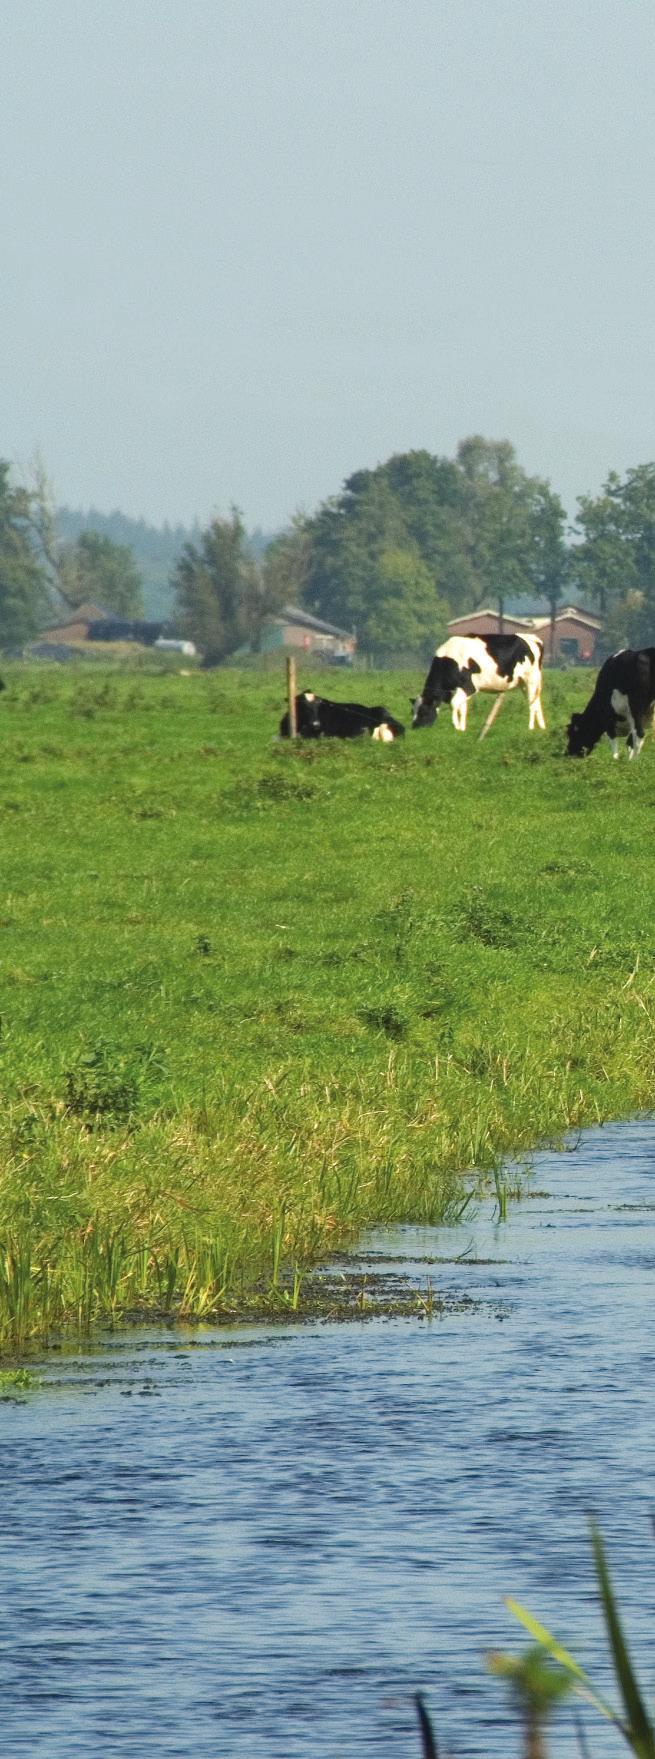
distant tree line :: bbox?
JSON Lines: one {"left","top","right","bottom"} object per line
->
{"left": 172, "top": 440, "right": 655, "bottom": 665}
{"left": 3, "top": 443, "right": 655, "bottom": 659}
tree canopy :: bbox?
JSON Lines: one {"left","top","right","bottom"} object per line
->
{"left": 285, "top": 439, "right": 568, "bottom": 659}
{"left": 574, "top": 465, "right": 655, "bottom": 648}
{"left": 57, "top": 530, "right": 144, "bottom": 616}
{"left": 0, "top": 460, "right": 49, "bottom": 650}
{"left": 172, "top": 508, "right": 263, "bottom": 665}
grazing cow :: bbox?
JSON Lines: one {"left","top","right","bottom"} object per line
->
{"left": 411, "top": 634, "right": 545, "bottom": 732}
{"left": 279, "top": 691, "right": 405, "bottom": 740}
{"left": 566, "top": 648, "right": 655, "bottom": 759}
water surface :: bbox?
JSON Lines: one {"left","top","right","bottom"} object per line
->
{"left": 2, "top": 1119, "right": 655, "bottom": 1756}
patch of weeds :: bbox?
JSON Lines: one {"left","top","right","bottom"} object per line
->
{"left": 0, "top": 1368, "right": 40, "bottom": 1395}
{"left": 220, "top": 769, "right": 321, "bottom": 811}
{"left": 359, "top": 1001, "right": 409, "bottom": 1040}
{"left": 63, "top": 1040, "right": 166, "bottom": 1123}
{"left": 454, "top": 886, "right": 528, "bottom": 951}
{"left": 257, "top": 771, "right": 320, "bottom": 803}
{"left": 271, "top": 740, "right": 326, "bottom": 765}
{"left": 375, "top": 889, "right": 441, "bottom": 967}
{"left": 320, "top": 944, "right": 370, "bottom": 966}
{"left": 541, "top": 858, "right": 592, "bottom": 878}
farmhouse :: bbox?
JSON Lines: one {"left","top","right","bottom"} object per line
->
{"left": 253, "top": 604, "right": 356, "bottom": 663}
{"left": 27, "top": 604, "right": 195, "bottom": 661}
{"left": 446, "top": 603, "right": 603, "bottom": 665}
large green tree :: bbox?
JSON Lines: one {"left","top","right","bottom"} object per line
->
{"left": 295, "top": 439, "right": 566, "bottom": 659}
{"left": 525, "top": 479, "right": 569, "bottom": 658}
{"left": 173, "top": 508, "right": 261, "bottom": 665}
{"left": 574, "top": 465, "right": 655, "bottom": 646}
{"left": 457, "top": 436, "right": 539, "bottom": 618}
{"left": 0, "top": 460, "right": 49, "bottom": 650}
{"left": 364, "top": 547, "right": 449, "bottom": 659}
{"left": 57, "top": 530, "right": 144, "bottom": 616}
{"left": 260, "top": 514, "right": 313, "bottom": 619}
{"left": 383, "top": 449, "right": 476, "bottom": 611}
{"left": 302, "top": 468, "right": 446, "bottom": 657}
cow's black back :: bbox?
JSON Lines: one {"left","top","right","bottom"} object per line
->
{"left": 279, "top": 692, "right": 404, "bottom": 739}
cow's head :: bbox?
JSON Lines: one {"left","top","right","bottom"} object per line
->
{"left": 410, "top": 693, "right": 437, "bottom": 729}
{"left": 566, "top": 707, "right": 602, "bottom": 756}
{"left": 411, "top": 657, "right": 462, "bottom": 728}
{"left": 566, "top": 711, "right": 591, "bottom": 757}
{"left": 296, "top": 691, "right": 322, "bottom": 735}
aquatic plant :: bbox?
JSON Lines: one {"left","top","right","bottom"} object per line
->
{"left": 508, "top": 1523, "right": 655, "bottom": 1757}
{"left": 415, "top": 1523, "right": 654, "bottom": 1758}
{"left": 0, "top": 1367, "right": 39, "bottom": 1394}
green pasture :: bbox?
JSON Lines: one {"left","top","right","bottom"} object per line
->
{"left": 1, "top": 662, "right": 654, "bottom": 1347}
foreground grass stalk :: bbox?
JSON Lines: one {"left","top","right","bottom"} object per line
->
{"left": 507, "top": 1524, "right": 655, "bottom": 1758}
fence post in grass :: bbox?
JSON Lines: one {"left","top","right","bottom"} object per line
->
{"left": 286, "top": 656, "right": 298, "bottom": 738}
{"left": 479, "top": 694, "right": 506, "bottom": 741}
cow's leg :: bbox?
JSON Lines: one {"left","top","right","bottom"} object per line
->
{"left": 626, "top": 703, "right": 645, "bottom": 758}
{"left": 606, "top": 708, "right": 621, "bottom": 758}
{"left": 450, "top": 688, "right": 468, "bottom": 731}
{"left": 528, "top": 680, "right": 546, "bottom": 730}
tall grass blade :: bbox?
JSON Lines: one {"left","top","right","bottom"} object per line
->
{"left": 505, "top": 1597, "right": 619, "bottom": 1726}
{"left": 415, "top": 1693, "right": 438, "bottom": 1759}
{"left": 589, "top": 1521, "right": 655, "bottom": 1758}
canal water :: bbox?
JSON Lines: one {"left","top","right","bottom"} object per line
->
{"left": 2, "top": 1119, "right": 655, "bottom": 1758}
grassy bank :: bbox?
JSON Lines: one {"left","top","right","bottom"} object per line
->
{"left": 1, "top": 662, "right": 654, "bottom": 1348}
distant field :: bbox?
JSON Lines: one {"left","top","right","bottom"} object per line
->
{"left": 1, "top": 661, "right": 654, "bottom": 1347}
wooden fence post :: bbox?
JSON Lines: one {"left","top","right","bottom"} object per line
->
{"left": 286, "top": 656, "right": 297, "bottom": 737}
{"left": 478, "top": 694, "right": 506, "bottom": 741}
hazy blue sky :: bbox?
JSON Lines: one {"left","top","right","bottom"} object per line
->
{"left": 2, "top": 0, "right": 654, "bottom": 529}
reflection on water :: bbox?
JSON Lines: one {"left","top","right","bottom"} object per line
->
{"left": 2, "top": 1120, "right": 655, "bottom": 1757}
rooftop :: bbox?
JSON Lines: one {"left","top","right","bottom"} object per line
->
{"left": 447, "top": 603, "right": 602, "bottom": 631}
{"left": 271, "top": 604, "right": 355, "bottom": 639}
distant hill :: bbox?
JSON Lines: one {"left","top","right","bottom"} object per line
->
{"left": 56, "top": 508, "right": 279, "bottom": 619}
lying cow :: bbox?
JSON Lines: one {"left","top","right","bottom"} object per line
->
{"left": 279, "top": 691, "right": 405, "bottom": 740}
{"left": 411, "top": 634, "right": 545, "bottom": 732}
{"left": 567, "top": 648, "right": 655, "bottom": 758}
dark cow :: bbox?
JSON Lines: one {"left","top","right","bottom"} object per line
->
{"left": 567, "top": 648, "right": 655, "bottom": 759}
{"left": 411, "top": 634, "right": 545, "bottom": 732}
{"left": 279, "top": 691, "right": 404, "bottom": 741}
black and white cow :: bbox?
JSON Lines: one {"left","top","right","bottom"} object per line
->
{"left": 279, "top": 691, "right": 405, "bottom": 741}
{"left": 411, "top": 634, "right": 545, "bottom": 732}
{"left": 566, "top": 648, "right": 655, "bottom": 759}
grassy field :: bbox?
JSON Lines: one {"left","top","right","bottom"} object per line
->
{"left": 1, "top": 660, "right": 654, "bottom": 1348}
